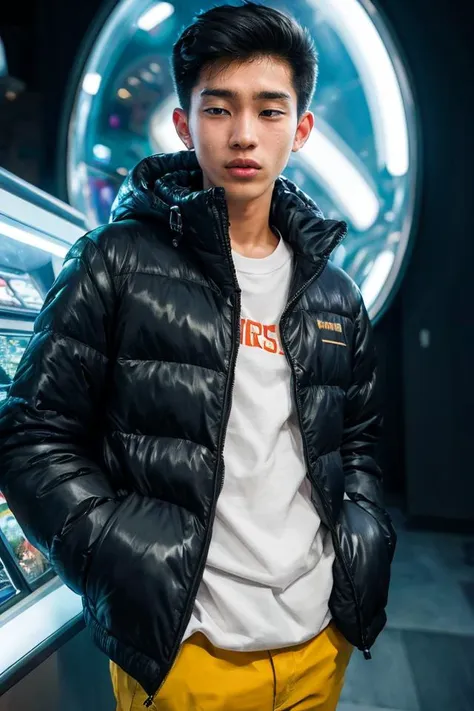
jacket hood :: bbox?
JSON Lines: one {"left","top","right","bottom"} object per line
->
{"left": 110, "top": 150, "right": 347, "bottom": 267}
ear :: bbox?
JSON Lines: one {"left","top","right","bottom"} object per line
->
{"left": 173, "top": 108, "right": 194, "bottom": 149}
{"left": 292, "top": 111, "right": 314, "bottom": 153}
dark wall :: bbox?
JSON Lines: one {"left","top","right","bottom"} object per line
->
{"left": 0, "top": 0, "right": 104, "bottom": 192}
{"left": 35, "top": 0, "right": 108, "bottom": 195}
{"left": 374, "top": 296, "right": 405, "bottom": 497}
{"left": 374, "top": 0, "right": 474, "bottom": 521}
{"left": 0, "top": 6, "right": 41, "bottom": 184}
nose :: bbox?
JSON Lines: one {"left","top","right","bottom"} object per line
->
{"left": 229, "top": 113, "right": 258, "bottom": 150}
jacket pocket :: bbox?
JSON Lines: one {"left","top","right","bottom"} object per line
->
{"left": 330, "top": 499, "right": 394, "bottom": 650}
{"left": 350, "top": 496, "right": 397, "bottom": 562}
{"left": 83, "top": 504, "right": 122, "bottom": 600}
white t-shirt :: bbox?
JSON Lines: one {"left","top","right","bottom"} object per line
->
{"left": 182, "top": 234, "right": 335, "bottom": 651}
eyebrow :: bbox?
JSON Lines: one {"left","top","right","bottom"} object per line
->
{"left": 200, "top": 88, "right": 292, "bottom": 102}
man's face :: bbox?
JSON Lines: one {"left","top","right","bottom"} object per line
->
{"left": 173, "top": 56, "right": 313, "bottom": 204}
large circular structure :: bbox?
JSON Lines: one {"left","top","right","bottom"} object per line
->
{"left": 63, "top": 0, "right": 419, "bottom": 321}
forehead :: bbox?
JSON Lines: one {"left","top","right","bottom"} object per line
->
{"left": 194, "top": 56, "right": 296, "bottom": 100}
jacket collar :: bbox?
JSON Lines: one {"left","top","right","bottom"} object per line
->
{"left": 110, "top": 150, "right": 347, "bottom": 290}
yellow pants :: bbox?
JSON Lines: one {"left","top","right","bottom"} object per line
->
{"left": 110, "top": 621, "right": 353, "bottom": 710}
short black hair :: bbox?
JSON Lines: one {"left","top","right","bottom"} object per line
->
{"left": 171, "top": 2, "right": 318, "bottom": 119}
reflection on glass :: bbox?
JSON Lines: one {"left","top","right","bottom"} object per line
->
{"left": 0, "top": 277, "right": 22, "bottom": 309}
{"left": 8, "top": 276, "right": 44, "bottom": 310}
{"left": 0, "top": 229, "right": 55, "bottom": 315}
{"left": 0, "top": 493, "right": 50, "bottom": 584}
{"left": 0, "top": 556, "right": 17, "bottom": 606}
{"left": 65, "top": 0, "right": 418, "bottom": 320}
{"left": 0, "top": 272, "right": 43, "bottom": 312}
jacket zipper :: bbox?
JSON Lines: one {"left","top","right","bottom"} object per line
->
{"left": 278, "top": 234, "right": 371, "bottom": 659}
{"left": 144, "top": 212, "right": 363, "bottom": 704}
{"left": 213, "top": 197, "right": 242, "bottom": 496}
{"left": 144, "top": 200, "right": 240, "bottom": 706}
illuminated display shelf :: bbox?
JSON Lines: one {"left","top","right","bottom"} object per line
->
{"left": 0, "top": 169, "right": 87, "bottom": 693}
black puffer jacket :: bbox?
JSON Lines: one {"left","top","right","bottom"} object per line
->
{"left": 0, "top": 150, "right": 396, "bottom": 702}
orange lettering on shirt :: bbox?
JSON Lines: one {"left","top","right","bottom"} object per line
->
{"left": 262, "top": 324, "right": 277, "bottom": 353}
{"left": 239, "top": 318, "right": 284, "bottom": 355}
{"left": 245, "top": 320, "right": 263, "bottom": 348}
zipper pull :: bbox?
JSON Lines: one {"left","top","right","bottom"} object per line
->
{"left": 363, "top": 648, "right": 372, "bottom": 660}
{"left": 169, "top": 205, "right": 183, "bottom": 247}
{"left": 143, "top": 695, "right": 154, "bottom": 707}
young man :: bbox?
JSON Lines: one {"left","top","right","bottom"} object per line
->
{"left": 0, "top": 3, "right": 396, "bottom": 709}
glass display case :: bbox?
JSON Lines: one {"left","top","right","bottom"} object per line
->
{"left": 0, "top": 557, "right": 16, "bottom": 607}
{"left": 0, "top": 493, "right": 51, "bottom": 588}
{"left": 0, "top": 168, "right": 87, "bottom": 693}
{"left": 62, "top": 0, "right": 419, "bottom": 321}
{"left": 0, "top": 489, "right": 55, "bottom": 624}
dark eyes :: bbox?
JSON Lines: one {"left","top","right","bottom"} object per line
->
{"left": 203, "top": 108, "right": 284, "bottom": 118}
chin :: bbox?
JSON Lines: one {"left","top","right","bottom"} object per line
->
{"left": 222, "top": 180, "right": 272, "bottom": 203}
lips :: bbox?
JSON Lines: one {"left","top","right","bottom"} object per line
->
{"left": 226, "top": 159, "right": 261, "bottom": 169}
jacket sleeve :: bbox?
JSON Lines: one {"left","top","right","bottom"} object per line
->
{"left": 0, "top": 234, "right": 121, "bottom": 595}
{"left": 342, "top": 292, "right": 396, "bottom": 557}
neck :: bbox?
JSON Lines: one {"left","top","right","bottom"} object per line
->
{"left": 227, "top": 187, "right": 279, "bottom": 259}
